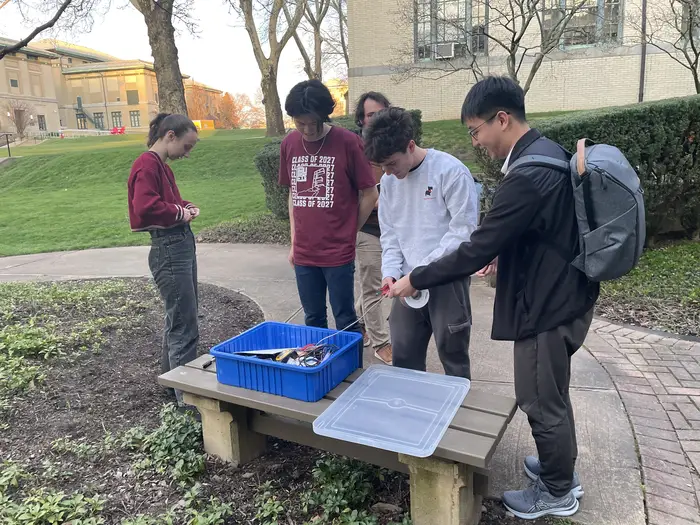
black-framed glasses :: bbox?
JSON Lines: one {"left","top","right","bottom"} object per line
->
{"left": 468, "top": 111, "right": 510, "bottom": 138}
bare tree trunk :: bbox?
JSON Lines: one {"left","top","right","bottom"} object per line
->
{"left": 235, "top": 0, "right": 306, "bottom": 136}
{"left": 261, "top": 69, "right": 285, "bottom": 136}
{"left": 313, "top": 25, "right": 322, "bottom": 80}
{"left": 131, "top": 0, "right": 187, "bottom": 115}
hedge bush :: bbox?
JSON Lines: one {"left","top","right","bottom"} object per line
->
{"left": 254, "top": 110, "right": 424, "bottom": 220}
{"left": 475, "top": 96, "right": 700, "bottom": 243}
{"left": 253, "top": 138, "right": 287, "bottom": 219}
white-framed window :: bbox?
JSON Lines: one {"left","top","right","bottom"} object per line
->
{"left": 544, "top": 0, "right": 622, "bottom": 48}
{"left": 415, "top": 0, "right": 488, "bottom": 61}
{"left": 129, "top": 110, "right": 141, "bottom": 128}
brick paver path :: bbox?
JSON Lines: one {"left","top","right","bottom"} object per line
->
{"left": 588, "top": 319, "right": 700, "bottom": 525}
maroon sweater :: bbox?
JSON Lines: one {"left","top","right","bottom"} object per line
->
{"left": 128, "top": 151, "right": 193, "bottom": 231}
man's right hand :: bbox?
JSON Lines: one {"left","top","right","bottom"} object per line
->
{"left": 475, "top": 257, "right": 497, "bottom": 277}
{"left": 183, "top": 208, "right": 195, "bottom": 223}
{"left": 288, "top": 247, "right": 295, "bottom": 267}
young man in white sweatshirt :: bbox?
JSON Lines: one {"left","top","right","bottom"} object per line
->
{"left": 362, "top": 107, "right": 478, "bottom": 378}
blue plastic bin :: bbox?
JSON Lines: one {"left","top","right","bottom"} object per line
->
{"left": 210, "top": 321, "right": 362, "bottom": 402}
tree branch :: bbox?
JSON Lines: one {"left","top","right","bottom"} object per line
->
{"left": 283, "top": 1, "right": 314, "bottom": 78}
{"left": 0, "top": 0, "right": 72, "bottom": 60}
{"left": 274, "top": 0, "right": 306, "bottom": 60}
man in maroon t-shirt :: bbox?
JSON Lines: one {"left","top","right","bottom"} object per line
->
{"left": 279, "top": 80, "right": 378, "bottom": 350}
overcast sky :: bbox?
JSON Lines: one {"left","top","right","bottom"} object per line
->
{"left": 0, "top": 1, "right": 312, "bottom": 101}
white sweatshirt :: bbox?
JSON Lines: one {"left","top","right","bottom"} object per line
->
{"left": 379, "top": 148, "right": 478, "bottom": 280}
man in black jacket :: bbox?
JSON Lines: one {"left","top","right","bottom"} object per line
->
{"left": 389, "top": 76, "right": 599, "bottom": 520}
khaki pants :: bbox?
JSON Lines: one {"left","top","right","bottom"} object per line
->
{"left": 355, "top": 231, "right": 390, "bottom": 349}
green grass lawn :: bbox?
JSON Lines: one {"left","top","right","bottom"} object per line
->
{"left": 598, "top": 241, "right": 700, "bottom": 336}
{"left": 0, "top": 112, "right": 574, "bottom": 257}
{"left": 0, "top": 129, "right": 269, "bottom": 256}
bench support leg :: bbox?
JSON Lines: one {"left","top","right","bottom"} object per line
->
{"left": 183, "top": 393, "right": 267, "bottom": 466}
{"left": 399, "top": 454, "right": 482, "bottom": 525}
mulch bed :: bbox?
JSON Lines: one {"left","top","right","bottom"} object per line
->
{"left": 1, "top": 278, "right": 564, "bottom": 524}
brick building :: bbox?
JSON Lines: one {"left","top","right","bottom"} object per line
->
{"left": 347, "top": 0, "right": 698, "bottom": 121}
{"left": 0, "top": 38, "right": 224, "bottom": 134}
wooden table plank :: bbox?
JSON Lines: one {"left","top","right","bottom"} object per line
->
{"left": 159, "top": 365, "right": 497, "bottom": 468}
{"left": 184, "top": 355, "right": 517, "bottom": 421}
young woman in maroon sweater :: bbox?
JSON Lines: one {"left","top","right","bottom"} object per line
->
{"left": 127, "top": 113, "right": 199, "bottom": 408}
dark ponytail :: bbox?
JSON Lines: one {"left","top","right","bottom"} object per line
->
{"left": 147, "top": 113, "right": 197, "bottom": 148}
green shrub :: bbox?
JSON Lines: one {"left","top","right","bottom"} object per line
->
{"left": 475, "top": 96, "right": 700, "bottom": 243}
{"left": 253, "top": 138, "right": 288, "bottom": 220}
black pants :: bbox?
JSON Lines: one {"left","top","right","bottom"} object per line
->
{"left": 514, "top": 308, "right": 594, "bottom": 497}
{"left": 149, "top": 224, "right": 199, "bottom": 405}
{"left": 389, "top": 278, "right": 472, "bottom": 379}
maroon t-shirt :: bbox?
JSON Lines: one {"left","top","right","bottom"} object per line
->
{"left": 279, "top": 126, "right": 376, "bottom": 267}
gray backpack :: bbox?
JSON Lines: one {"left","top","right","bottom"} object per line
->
{"left": 507, "top": 138, "right": 646, "bottom": 282}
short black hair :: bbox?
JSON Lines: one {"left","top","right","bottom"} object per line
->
{"left": 461, "top": 76, "right": 526, "bottom": 124}
{"left": 147, "top": 113, "right": 197, "bottom": 148}
{"left": 363, "top": 107, "right": 414, "bottom": 163}
{"left": 285, "top": 79, "right": 336, "bottom": 122}
{"left": 354, "top": 91, "right": 391, "bottom": 128}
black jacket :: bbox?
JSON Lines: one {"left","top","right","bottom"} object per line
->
{"left": 410, "top": 129, "right": 599, "bottom": 341}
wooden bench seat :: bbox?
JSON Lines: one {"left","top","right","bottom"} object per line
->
{"left": 159, "top": 354, "right": 517, "bottom": 525}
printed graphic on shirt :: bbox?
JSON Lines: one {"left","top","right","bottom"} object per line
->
{"left": 424, "top": 185, "right": 434, "bottom": 199}
{"left": 291, "top": 154, "right": 336, "bottom": 209}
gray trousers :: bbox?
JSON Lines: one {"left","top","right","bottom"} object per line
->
{"left": 389, "top": 278, "right": 472, "bottom": 379}
{"left": 148, "top": 225, "right": 199, "bottom": 405}
{"left": 514, "top": 307, "right": 594, "bottom": 497}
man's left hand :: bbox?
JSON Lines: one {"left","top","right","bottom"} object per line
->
{"left": 388, "top": 274, "right": 417, "bottom": 298}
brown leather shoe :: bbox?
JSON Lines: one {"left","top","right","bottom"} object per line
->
{"left": 374, "top": 344, "right": 393, "bottom": 365}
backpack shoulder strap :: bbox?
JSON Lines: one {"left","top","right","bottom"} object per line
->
{"left": 504, "top": 153, "right": 575, "bottom": 264}
{"left": 505, "top": 154, "right": 570, "bottom": 176}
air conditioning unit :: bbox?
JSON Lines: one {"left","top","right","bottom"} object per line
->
{"left": 434, "top": 42, "right": 455, "bottom": 60}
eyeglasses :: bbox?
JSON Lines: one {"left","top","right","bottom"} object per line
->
{"left": 468, "top": 111, "right": 510, "bottom": 139}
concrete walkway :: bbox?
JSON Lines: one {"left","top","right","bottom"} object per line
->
{"left": 0, "top": 244, "right": 665, "bottom": 525}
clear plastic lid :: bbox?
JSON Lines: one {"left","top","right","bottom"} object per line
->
{"left": 313, "top": 365, "right": 470, "bottom": 457}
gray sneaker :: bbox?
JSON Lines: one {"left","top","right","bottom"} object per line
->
{"left": 503, "top": 477, "right": 579, "bottom": 520}
{"left": 524, "top": 456, "right": 584, "bottom": 499}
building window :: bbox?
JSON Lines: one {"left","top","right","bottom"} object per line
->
{"left": 415, "top": 0, "right": 488, "bottom": 61}
{"left": 77, "top": 113, "right": 88, "bottom": 130}
{"left": 93, "top": 112, "right": 105, "bottom": 130}
{"left": 68, "top": 58, "right": 73, "bottom": 64}
{"left": 37, "top": 115, "right": 47, "bottom": 131}
{"left": 26, "top": 54, "right": 38, "bottom": 61}
{"left": 126, "top": 90, "right": 140, "bottom": 105}
{"left": 9, "top": 79, "right": 18, "bottom": 88}
{"left": 544, "top": 0, "right": 622, "bottom": 47}
{"left": 129, "top": 110, "right": 141, "bottom": 128}
{"left": 111, "top": 111, "right": 123, "bottom": 128}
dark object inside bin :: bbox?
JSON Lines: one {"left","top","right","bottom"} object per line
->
{"left": 248, "top": 344, "right": 340, "bottom": 367}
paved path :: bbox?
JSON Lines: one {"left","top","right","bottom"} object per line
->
{"left": 0, "top": 244, "right": 678, "bottom": 525}
{"left": 587, "top": 321, "right": 700, "bottom": 525}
